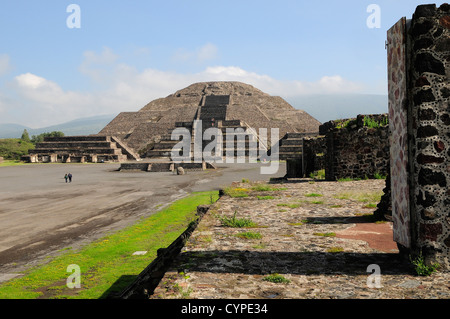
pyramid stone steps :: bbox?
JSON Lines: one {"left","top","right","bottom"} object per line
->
{"left": 99, "top": 82, "right": 320, "bottom": 159}
{"left": 26, "top": 135, "right": 130, "bottom": 163}
{"left": 34, "top": 142, "right": 117, "bottom": 149}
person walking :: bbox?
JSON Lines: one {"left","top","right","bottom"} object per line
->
{"left": 64, "top": 174, "right": 68, "bottom": 183}
{"left": 68, "top": 173, "right": 72, "bottom": 183}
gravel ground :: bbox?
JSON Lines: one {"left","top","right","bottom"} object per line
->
{"left": 151, "top": 179, "right": 450, "bottom": 299}
{"left": 0, "top": 161, "right": 285, "bottom": 283}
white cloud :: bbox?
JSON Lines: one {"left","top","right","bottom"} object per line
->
{"left": 79, "top": 47, "right": 119, "bottom": 83}
{"left": 171, "top": 43, "right": 219, "bottom": 64}
{"left": 2, "top": 47, "right": 365, "bottom": 128}
{"left": 0, "top": 54, "right": 12, "bottom": 77}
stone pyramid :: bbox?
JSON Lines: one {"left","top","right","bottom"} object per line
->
{"left": 99, "top": 81, "right": 321, "bottom": 158}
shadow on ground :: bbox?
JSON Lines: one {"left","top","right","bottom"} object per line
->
{"left": 103, "top": 249, "right": 415, "bottom": 299}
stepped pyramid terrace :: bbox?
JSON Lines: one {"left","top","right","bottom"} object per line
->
{"left": 24, "top": 81, "right": 321, "bottom": 163}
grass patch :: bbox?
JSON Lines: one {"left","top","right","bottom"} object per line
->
{"left": 222, "top": 187, "right": 249, "bottom": 198}
{"left": 257, "top": 195, "right": 275, "bottom": 200}
{"left": 373, "top": 172, "right": 387, "bottom": 180}
{"left": 251, "top": 184, "right": 287, "bottom": 192}
{"left": 313, "top": 232, "right": 336, "bottom": 237}
{"left": 276, "top": 203, "right": 301, "bottom": 209}
{"left": 309, "top": 169, "right": 325, "bottom": 180}
{"left": 334, "top": 191, "right": 383, "bottom": 204}
{"left": 219, "top": 211, "right": 258, "bottom": 228}
{"left": 327, "top": 247, "right": 344, "bottom": 253}
{"left": 0, "top": 138, "right": 35, "bottom": 160}
{"left": 0, "top": 160, "right": 27, "bottom": 167}
{"left": 262, "top": 273, "right": 290, "bottom": 284}
{"left": 235, "top": 231, "right": 262, "bottom": 240}
{"left": 305, "top": 193, "right": 323, "bottom": 197}
{"left": 0, "top": 191, "right": 219, "bottom": 299}
{"left": 287, "top": 222, "right": 304, "bottom": 226}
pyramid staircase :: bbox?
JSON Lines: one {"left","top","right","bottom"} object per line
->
{"left": 277, "top": 132, "right": 318, "bottom": 161}
{"left": 146, "top": 95, "right": 266, "bottom": 161}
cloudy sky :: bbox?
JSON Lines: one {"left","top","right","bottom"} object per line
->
{"left": 0, "top": 0, "right": 440, "bottom": 128}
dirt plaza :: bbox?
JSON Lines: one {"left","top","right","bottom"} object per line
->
{"left": 0, "top": 161, "right": 284, "bottom": 283}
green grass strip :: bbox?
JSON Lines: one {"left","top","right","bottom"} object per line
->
{"left": 0, "top": 191, "right": 219, "bottom": 299}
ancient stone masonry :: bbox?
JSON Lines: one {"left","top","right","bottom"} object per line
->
{"left": 285, "top": 114, "right": 389, "bottom": 180}
{"left": 302, "top": 114, "right": 390, "bottom": 181}
{"left": 302, "top": 134, "right": 327, "bottom": 177}
{"left": 99, "top": 82, "right": 321, "bottom": 160}
{"left": 387, "top": 4, "right": 450, "bottom": 270}
{"left": 23, "top": 135, "right": 137, "bottom": 163}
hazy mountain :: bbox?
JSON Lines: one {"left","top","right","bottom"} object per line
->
{"left": 0, "top": 94, "right": 388, "bottom": 138}
{"left": 0, "top": 114, "right": 117, "bottom": 139}
{"left": 285, "top": 94, "right": 389, "bottom": 124}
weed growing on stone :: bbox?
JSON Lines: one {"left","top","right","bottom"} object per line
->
{"left": 309, "top": 169, "right": 325, "bottom": 180}
{"left": 277, "top": 203, "right": 301, "bottom": 209}
{"left": 313, "top": 232, "right": 336, "bottom": 237}
{"left": 305, "top": 193, "right": 323, "bottom": 197}
{"left": 220, "top": 211, "right": 257, "bottom": 228}
{"left": 235, "top": 231, "right": 262, "bottom": 240}
{"left": 410, "top": 252, "right": 440, "bottom": 276}
{"left": 257, "top": 195, "right": 275, "bottom": 200}
{"left": 262, "top": 273, "right": 290, "bottom": 284}
{"left": 373, "top": 172, "right": 387, "bottom": 179}
{"left": 288, "top": 222, "right": 304, "bottom": 226}
{"left": 334, "top": 191, "right": 383, "bottom": 204}
{"left": 252, "top": 243, "right": 267, "bottom": 249}
{"left": 363, "top": 116, "right": 389, "bottom": 129}
{"left": 251, "top": 184, "right": 287, "bottom": 192}
{"left": 327, "top": 247, "right": 344, "bottom": 253}
{"left": 223, "top": 186, "right": 249, "bottom": 198}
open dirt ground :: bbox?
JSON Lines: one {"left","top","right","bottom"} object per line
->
{"left": 0, "top": 162, "right": 285, "bottom": 282}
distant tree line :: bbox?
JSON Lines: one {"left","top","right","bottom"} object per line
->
{"left": 0, "top": 130, "right": 64, "bottom": 160}
{"left": 27, "top": 130, "right": 65, "bottom": 144}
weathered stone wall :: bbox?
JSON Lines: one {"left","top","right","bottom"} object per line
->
{"left": 302, "top": 135, "right": 326, "bottom": 177}
{"left": 406, "top": 4, "right": 450, "bottom": 269}
{"left": 321, "top": 114, "right": 390, "bottom": 181}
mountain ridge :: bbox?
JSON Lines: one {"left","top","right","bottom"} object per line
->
{"left": 0, "top": 114, "right": 117, "bottom": 139}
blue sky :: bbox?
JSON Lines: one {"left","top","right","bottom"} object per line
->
{"left": 0, "top": 1, "right": 444, "bottom": 127}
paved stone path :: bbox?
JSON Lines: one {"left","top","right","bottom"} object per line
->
{"left": 152, "top": 179, "right": 450, "bottom": 299}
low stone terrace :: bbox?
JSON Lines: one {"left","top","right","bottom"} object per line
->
{"left": 151, "top": 178, "right": 450, "bottom": 299}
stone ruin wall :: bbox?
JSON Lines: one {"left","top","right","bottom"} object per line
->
{"left": 405, "top": 4, "right": 450, "bottom": 269}
{"left": 302, "top": 135, "right": 326, "bottom": 177}
{"left": 301, "top": 114, "right": 390, "bottom": 181}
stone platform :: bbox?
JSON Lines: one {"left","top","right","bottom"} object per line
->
{"left": 119, "top": 161, "right": 216, "bottom": 172}
{"left": 147, "top": 179, "right": 450, "bottom": 299}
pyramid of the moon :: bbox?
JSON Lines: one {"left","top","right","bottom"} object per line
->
{"left": 99, "top": 81, "right": 321, "bottom": 158}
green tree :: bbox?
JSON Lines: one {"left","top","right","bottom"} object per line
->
{"left": 31, "top": 131, "right": 65, "bottom": 144}
{"left": 21, "top": 129, "right": 31, "bottom": 142}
